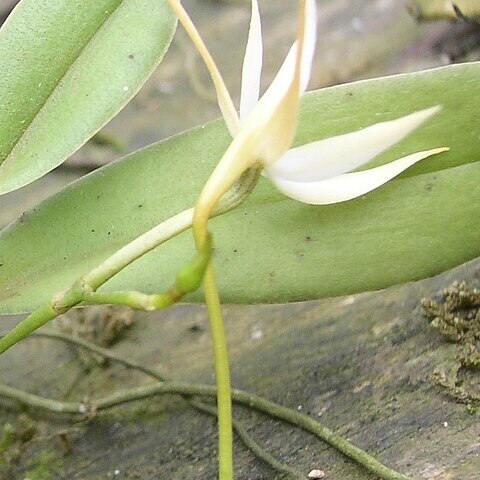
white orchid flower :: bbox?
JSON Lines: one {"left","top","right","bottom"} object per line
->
{"left": 170, "top": 0, "right": 448, "bottom": 224}
{"left": 232, "top": 0, "right": 448, "bottom": 205}
{"left": 192, "top": 0, "right": 317, "bottom": 234}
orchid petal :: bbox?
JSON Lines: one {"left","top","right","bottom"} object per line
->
{"left": 167, "top": 0, "right": 240, "bottom": 135}
{"left": 195, "top": 0, "right": 313, "bottom": 215}
{"left": 240, "top": 0, "right": 263, "bottom": 122}
{"left": 240, "top": 0, "right": 315, "bottom": 124}
{"left": 267, "top": 147, "right": 449, "bottom": 205}
{"left": 300, "top": 0, "right": 317, "bottom": 93}
{"left": 266, "top": 105, "right": 441, "bottom": 182}
{"left": 248, "top": 0, "right": 311, "bottom": 165}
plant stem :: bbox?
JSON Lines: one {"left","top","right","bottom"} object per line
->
{"left": 188, "top": 167, "right": 260, "bottom": 480}
{"left": 0, "top": 380, "right": 414, "bottom": 480}
{"left": 203, "top": 264, "right": 233, "bottom": 480}
{"left": 0, "top": 167, "right": 261, "bottom": 356}
{"left": 84, "top": 208, "right": 194, "bottom": 290}
{"left": 0, "top": 304, "right": 68, "bottom": 355}
{"left": 0, "top": 208, "right": 194, "bottom": 355}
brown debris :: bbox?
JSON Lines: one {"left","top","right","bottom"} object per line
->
{"left": 422, "top": 281, "right": 480, "bottom": 411}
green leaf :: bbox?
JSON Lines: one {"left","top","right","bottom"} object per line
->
{"left": 0, "top": 63, "right": 479, "bottom": 313}
{"left": 0, "top": 0, "right": 176, "bottom": 195}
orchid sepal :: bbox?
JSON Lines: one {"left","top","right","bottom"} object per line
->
{"left": 267, "top": 147, "right": 449, "bottom": 205}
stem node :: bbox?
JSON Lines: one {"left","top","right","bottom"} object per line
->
{"left": 52, "top": 278, "right": 93, "bottom": 314}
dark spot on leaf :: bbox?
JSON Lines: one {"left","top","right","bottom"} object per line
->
{"left": 233, "top": 249, "right": 238, "bottom": 253}
{"left": 138, "top": 204, "right": 143, "bottom": 208}
{"left": 107, "top": 231, "right": 111, "bottom": 235}
{"left": 91, "top": 229, "right": 95, "bottom": 233}
{"left": 346, "top": 91, "right": 353, "bottom": 96}
{"left": 188, "top": 323, "right": 203, "bottom": 333}
{"left": 128, "top": 54, "right": 135, "bottom": 60}
{"left": 305, "top": 236, "right": 312, "bottom": 241}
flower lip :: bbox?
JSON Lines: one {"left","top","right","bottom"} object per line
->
{"left": 265, "top": 105, "right": 442, "bottom": 183}
{"left": 269, "top": 147, "right": 449, "bottom": 205}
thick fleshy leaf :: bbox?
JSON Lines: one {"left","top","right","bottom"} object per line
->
{"left": 0, "top": 0, "right": 176, "bottom": 195}
{"left": 0, "top": 63, "right": 478, "bottom": 313}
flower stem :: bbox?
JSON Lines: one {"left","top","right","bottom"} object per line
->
{"left": 0, "top": 166, "right": 261, "bottom": 356}
{"left": 203, "top": 263, "right": 234, "bottom": 480}
{"left": 0, "top": 208, "right": 194, "bottom": 355}
{"left": 0, "top": 304, "right": 70, "bottom": 355}
{"left": 0, "top": 221, "right": 212, "bottom": 355}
